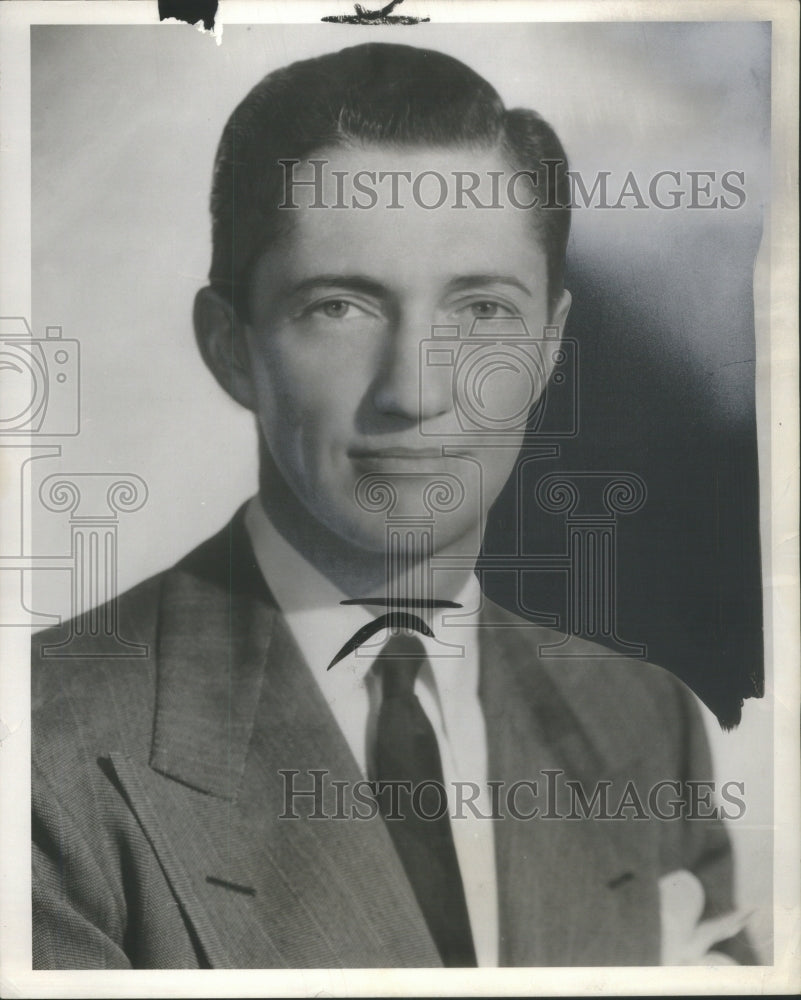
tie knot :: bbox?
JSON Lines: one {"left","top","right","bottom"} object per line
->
{"left": 378, "top": 633, "right": 427, "bottom": 698}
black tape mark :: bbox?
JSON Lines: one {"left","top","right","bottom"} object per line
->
{"left": 159, "top": 0, "right": 218, "bottom": 32}
{"left": 322, "top": 0, "right": 429, "bottom": 25}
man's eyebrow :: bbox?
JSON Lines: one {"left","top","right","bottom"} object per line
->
{"left": 445, "top": 274, "right": 532, "bottom": 297}
{"left": 284, "top": 275, "right": 390, "bottom": 298}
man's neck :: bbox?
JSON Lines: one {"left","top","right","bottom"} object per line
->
{"left": 257, "top": 453, "right": 481, "bottom": 605}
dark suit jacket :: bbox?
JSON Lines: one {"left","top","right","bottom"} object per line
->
{"left": 31, "top": 511, "right": 753, "bottom": 968}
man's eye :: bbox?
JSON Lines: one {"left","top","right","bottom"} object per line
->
{"left": 317, "top": 300, "right": 353, "bottom": 319}
{"left": 461, "top": 300, "right": 516, "bottom": 320}
{"left": 304, "top": 298, "right": 380, "bottom": 323}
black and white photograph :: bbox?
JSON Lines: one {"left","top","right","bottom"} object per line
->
{"left": 0, "top": 1, "right": 797, "bottom": 995}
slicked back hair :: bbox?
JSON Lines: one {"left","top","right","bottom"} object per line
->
{"left": 208, "top": 42, "right": 571, "bottom": 320}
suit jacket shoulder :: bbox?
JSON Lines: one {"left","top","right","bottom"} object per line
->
{"left": 481, "top": 598, "right": 710, "bottom": 774}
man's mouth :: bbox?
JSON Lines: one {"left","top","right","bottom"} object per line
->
{"left": 347, "top": 445, "right": 478, "bottom": 467}
{"left": 348, "top": 446, "right": 446, "bottom": 460}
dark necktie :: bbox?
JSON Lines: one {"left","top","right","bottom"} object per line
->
{"left": 374, "top": 633, "right": 477, "bottom": 967}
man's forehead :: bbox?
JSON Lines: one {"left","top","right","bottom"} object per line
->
{"left": 254, "top": 216, "right": 548, "bottom": 304}
{"left": 258, "top": 143, "right": 549, "bottom": 292}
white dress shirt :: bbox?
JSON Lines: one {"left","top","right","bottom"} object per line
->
{"left": 245, "top": 496, "right": 498, "bottom": 966}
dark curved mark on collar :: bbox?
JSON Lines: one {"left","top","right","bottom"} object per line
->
{"left": 327, "top": 611, "right": 432, "bottom": 670}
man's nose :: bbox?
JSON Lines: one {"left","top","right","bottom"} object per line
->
{"left": 372, "top": 319, "right": 452, "bottom": 422}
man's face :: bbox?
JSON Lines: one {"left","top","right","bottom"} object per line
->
{"left": 240, "top": 144, "right": 569, "bottom": 553}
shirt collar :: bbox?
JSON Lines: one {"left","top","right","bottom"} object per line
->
{"left": 243, "top": 495, "right": 481, "bottom": 682}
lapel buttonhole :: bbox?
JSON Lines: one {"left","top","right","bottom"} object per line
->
{"left": 607, "top": 871, "right": 635, "bottom": 890}
{"left": 206, "top": 875, "right": 257, "bottom": 896}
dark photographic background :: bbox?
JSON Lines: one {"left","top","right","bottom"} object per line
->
{"left": 484, "top": 213, "right": 764, "bottom": 729}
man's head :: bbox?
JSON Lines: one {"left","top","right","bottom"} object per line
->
{"left": 206, "top": 42, "right": 571, "bottom": 320}
{"left": 195, "top": 42, "right": 572, "bottom": 566}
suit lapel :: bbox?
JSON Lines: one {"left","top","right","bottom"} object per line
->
{"left": 110, "top": 513, "right": 660, "bottom": 968}
{"left": 112, "top": 514, "right": 440, "bottom": 968}
{"left": 479, "top": 605, "right": 661, "bottom": 966}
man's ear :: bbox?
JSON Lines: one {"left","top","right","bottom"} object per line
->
{"left": 193, "top": 286, "right": 257, "bottom": 412}
{"left": 550, "top": 288, "right": 572, "bottom": 332}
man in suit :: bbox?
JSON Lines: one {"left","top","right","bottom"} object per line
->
{"left": 32, "top": 42, "right": 753, "bottom": 969}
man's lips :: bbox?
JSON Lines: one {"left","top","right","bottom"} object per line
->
{"left": 347, "top": 447, "right": 476, "bottom": 467}
{"left": 348, "top": 446, "right": 446, "bottom": 460}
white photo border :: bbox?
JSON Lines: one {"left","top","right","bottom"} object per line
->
{"left": 0, "top": 1, "right": 797, "bottom": 996}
